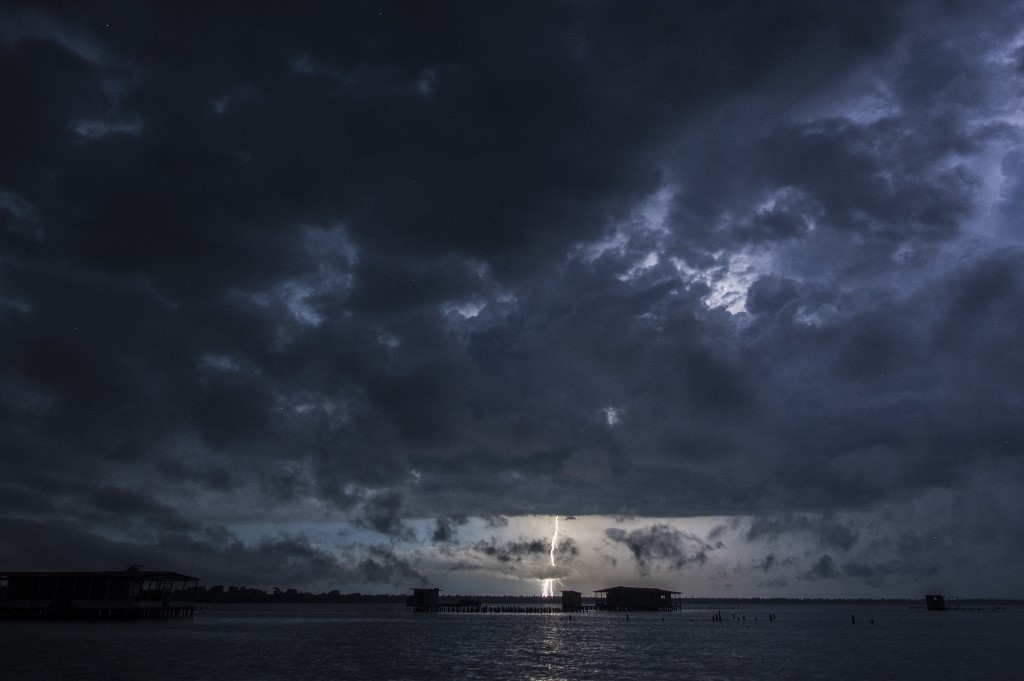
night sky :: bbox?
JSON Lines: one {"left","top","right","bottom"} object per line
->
{"left": 3, "top": 1, "right": 1024, "bottom": 597}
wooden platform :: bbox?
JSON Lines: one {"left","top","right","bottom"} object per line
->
{"left": 0, "top": 569, "right": 199, "bottom": 620}
{"left": 407, "top": 604, "right": 598, "bottom": 614}
{"left": 0, "top": 600, "right": 195, "bottom": 620}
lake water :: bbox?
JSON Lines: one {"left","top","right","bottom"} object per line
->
{"left": 1, "top": 602, "right": 1019, "bottom": 680}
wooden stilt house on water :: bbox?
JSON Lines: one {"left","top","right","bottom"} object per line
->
{"left": 561, "top": 590, "right": 583, "bottom": 611}
{"left": 406, "top": 587, "right": 440, "bottom": 611}
{"left": 594, "top": 586, "right": 681, "bottom": 611}
{"left": 0, "top": 566, "right": 199, "bottom": 619}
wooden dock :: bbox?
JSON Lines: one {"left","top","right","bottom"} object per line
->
{"left": 407, "top": 604, "right": 598, "bottom": 614}
{"left": 0, "top": 600, "right": 195, "bottom": 620}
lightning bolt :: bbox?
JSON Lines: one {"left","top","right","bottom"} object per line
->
{"left": 541, "top": 515, "right": 560, "bottom": 597}
{"left": 549, "top": 514, "right": 559, "bottom": 567}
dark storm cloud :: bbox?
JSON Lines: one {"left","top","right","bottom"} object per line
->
{"left": 997, "top": 149, "right": 1024, "bottom": 239}
{"left": 352, "top": 545, "right": 426, "bottom": 587}
{"left": 831, "top": 528, "right": 950, "bottom": 587}
{"left": 746, "top": 515, "right": 859, "bottom": 553}
{"left": 432, "top": 517, "right": 456, "bottom": 543}
{"left": 85, "top": 486, "right": 200, "bottom": 533}
{"left": 605, "top": 524, "right": 718, "bottom": 576}
{"left": 804, "top": 554, "right": 840, "bottom": 580}
{"left": 810, "top": 548, "right": 943, "bottom": 585}
{"left": 351, "top": 490, "right": 414, "bottom": 539}
{"left": 0, "top": 512, "right": 428, "bottom": 589}
{"left": 2, "top": 0, "right": 1024, "bottom": 591}
{"left": 465, "top": 533, "right": 579, "bottom": 584}
{"left": 431, "top": 515, "right": 468, "bottom": 543}
{"left": 482, "top": 515, "right": 510, "bottom": 529}
{"left": 470, "top": 536, "right": 549, "bottom": 564}
{"left": 0, "top": 516, "right": 347, "bottom": 588}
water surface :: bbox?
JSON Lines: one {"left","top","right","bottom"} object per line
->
{"left": 2, "top": 602, "right": 1018, "bottom": 680}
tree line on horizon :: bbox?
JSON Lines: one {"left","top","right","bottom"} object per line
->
{"left": 185, "top": 586, "right": 567, "bottom": 603}
{"left": 178, "top": 586, "right": 1013, "bottom": 605}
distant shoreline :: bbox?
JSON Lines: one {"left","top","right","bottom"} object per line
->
{"left": 192, "top": 590, "right": 1024, "bottom": 606}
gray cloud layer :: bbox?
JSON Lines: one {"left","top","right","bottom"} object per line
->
{"left": 2, "top": 1, "right": 1024, "bottom": 592}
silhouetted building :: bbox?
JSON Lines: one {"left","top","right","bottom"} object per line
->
{"left": 0, "top": 567, "right": 199, "bottom": 619}
{"left": 407, "top": 587, "right": 440, "bottom": 611}
{"left": 925, "top": 594, "right": 947, "bottom": 611}
{"left": 561, "top": 590, "right": 583, "bottom": 611}
{"left": 594, "top": 586, "right": 680, "bottom": 611}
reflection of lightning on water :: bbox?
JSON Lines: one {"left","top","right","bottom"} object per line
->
{"left": 541, "top": 515, "right": 561, "bottom": 597}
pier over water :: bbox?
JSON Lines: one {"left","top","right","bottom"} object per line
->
{"left": 0, "top": 567, "right": 199, "bottom": 620}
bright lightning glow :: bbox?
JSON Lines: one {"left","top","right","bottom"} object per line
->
{"left": 540, "top": 515, "right": 560, "bottom": 597}
{"left": 549, "top": 515, "right": 559, "bottom": 566}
